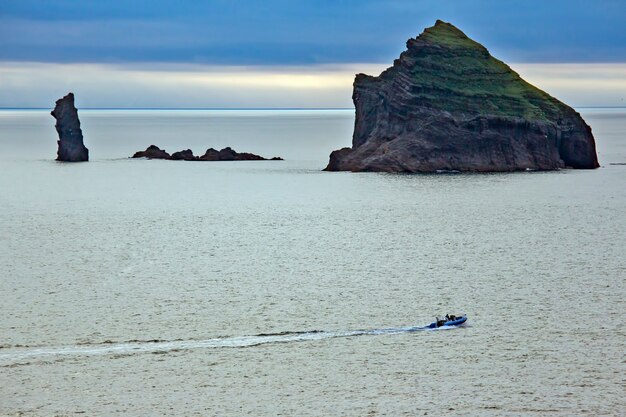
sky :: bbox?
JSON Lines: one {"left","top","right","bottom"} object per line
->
{"left": 0, "top": 0, "right": 625, "bottom": 108}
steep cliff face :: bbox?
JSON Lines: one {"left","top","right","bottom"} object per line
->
{"left": 325, "top": 20, "right": 599, "bottom": 172}
{"left": 51, "top": 93, "right": 89, "bottom": 162}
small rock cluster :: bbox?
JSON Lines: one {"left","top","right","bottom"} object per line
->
{"left": 132, "top": 145, "right": 283, "bottom": 161}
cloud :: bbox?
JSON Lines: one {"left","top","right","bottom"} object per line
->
{"left": 511, "top": 63, "right": 626, "bottom": 107}
{"left": 0, "top": 62, "right": 385, "bottom": 108}
{"left": 0, "top": 62, "right": 624, "bottom": 108}
{"left": 0, "top": 1, "right": 624, "bottom": 64}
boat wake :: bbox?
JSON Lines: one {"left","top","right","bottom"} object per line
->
{"left": 0, "top": 324, "right": 462, "bottom": 366}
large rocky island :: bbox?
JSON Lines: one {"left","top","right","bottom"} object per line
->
{"left": 325, "top": 20, "right": 599, "bottom": 172}
{"left": 51, "top": 93, "right": 89, "bottom": 162}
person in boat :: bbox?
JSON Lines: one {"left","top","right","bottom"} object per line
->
{"left": 436, "top": 317, "right": 445, "bottom": 327}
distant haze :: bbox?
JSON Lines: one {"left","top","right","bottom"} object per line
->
{"left": 0, "top": 0, "right": 624, "bottom": 107}
{"left": 1, "top": 62, "right": 624, "bottom": 108}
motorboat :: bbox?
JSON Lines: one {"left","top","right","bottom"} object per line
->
{"left": 425, "top": 314, "right": 467, "bottom": 329}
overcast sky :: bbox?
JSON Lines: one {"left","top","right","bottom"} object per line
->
{"left": 1, "top": 0, "right": 625, "bottom": 107}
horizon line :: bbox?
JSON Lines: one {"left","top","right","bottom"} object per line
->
{"left": 0, "top": 107, "right": 355, "bottom": 111}
{"left": 1, "top": 106, "right": 626, "bottom": 111}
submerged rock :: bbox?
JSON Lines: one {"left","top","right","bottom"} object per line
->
{"left": 132, "top": 145, "right": 283, "bottom": 161}
{"left": 51, "top": 93, "right": 89, "bottom": 162}
{"left": 325, "top": 20, "right": 599, "bottom": 172}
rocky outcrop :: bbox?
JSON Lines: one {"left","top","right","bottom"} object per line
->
{"left": 132, "top": 145, "right": 283, "bottom": 161}
{"left": 132, "top": 145, "right": 171, "bottom": 159}
{"left": 204, "top": 146, "right": 267, "bottom": 161}
{"left": 51, "top": 93, "right": 89, "bottom": 162}
{"left": 170, "top": 149, "right": 196, "bottom": 161}
{"left": 325, "top": 20, "right": 599, "bottom": 172}
{"left": 200, "top": 148, "right": 220, "bottom": 161}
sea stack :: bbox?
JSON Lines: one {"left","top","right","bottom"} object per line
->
{"left": 325, "top": 20, "right": 599, "bottom": 172}
{"left": 51, "top": 93, "right": 89, "bottom": 162}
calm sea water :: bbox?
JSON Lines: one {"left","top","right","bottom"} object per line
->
{"left": 0, "top": 109, "right": 624, "bottom": 416}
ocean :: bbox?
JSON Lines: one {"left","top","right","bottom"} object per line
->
{"left": 1, "top": 108, "right": 624, "bottom": 416}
